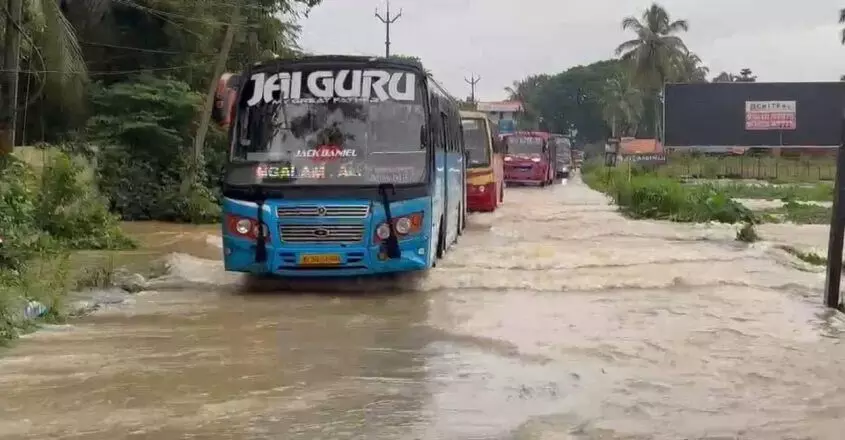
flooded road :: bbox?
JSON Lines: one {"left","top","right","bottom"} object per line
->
{"left": 2, "top": 175, "right": 845, "bottom": 439}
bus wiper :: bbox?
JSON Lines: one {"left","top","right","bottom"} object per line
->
{"left": 377, "top": 183, "right": 401, "bottom": 259}
{"left": 252, "top": 185, "right": 268, "bottom": 263}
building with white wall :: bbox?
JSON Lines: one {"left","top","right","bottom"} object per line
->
{"left": 475, "top": 101, "right": 523, "bottom": 134}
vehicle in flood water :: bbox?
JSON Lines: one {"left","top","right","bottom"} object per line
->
{"left": 460, "top": 111, "right": 505, "bottom": 212}
{"left": 212, "top": 55, "right": 466, "bottom": 277}
{"left": 502, "top": 131, "right": 556, "bottom": 186}
{"left": 550, "top": 133, "right": 572, "bottom": 179}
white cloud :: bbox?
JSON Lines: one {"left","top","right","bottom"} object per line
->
{"left": 297, "top": 0, "right": 845, "bottom": 100}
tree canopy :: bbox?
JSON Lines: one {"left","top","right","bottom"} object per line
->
{"left": 504, "top": 2, "right": 767, "bottom": 146}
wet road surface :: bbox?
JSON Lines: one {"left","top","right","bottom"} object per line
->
{"left": 2, "top": 175, "right": 845, "bottom": 439}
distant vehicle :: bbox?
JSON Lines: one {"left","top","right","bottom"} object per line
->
{"left": 211, "top": 55, "right": 466, "bottom": 277}
{"left": 460, "top": 111, "right": 505, "bottom": 212}
{"left": 501, "top": 131, "right": 556, "bottom": 186}
{"left": 572, "top": 149, "right": 584, "bottom": 169}
{"left": 550, "top": 133, "right": 572, "bottom": 178}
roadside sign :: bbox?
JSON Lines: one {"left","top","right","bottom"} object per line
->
{"left": 745, "top": 100, "right": 796, "bottom": 130}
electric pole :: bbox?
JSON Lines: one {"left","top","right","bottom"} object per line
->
{"left": 374, "top": 0, "right": 401, "bottom": 58}
{"left": 1, "top": 0, "right": 23, "bottom": 155}
{"left": 465, "top": 74, "right": 480, "bottom": 102}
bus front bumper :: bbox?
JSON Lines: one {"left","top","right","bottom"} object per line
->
{"left": 467, "top": 182, "right": 496, "bottom": 211}
{"left": 222, "top": 235, "right": 431, "bottom": 277}
{"left": 505, "top": 163, "right": 545, "bottom": 183}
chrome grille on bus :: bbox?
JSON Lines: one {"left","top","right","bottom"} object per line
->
{"left": 276, "top": 205, "right": 369, "bottom": 218}
{"left": 280, "top": 224, "right": 365, "bottom": 243}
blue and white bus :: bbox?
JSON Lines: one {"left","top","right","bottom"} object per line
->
{"left": 213, "top": 55, "right": 466, "bottom": 277}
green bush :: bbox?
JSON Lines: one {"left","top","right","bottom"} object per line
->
{"left": 88, "top": 76, "right": 223, "bottom": 223}
{"left": 583, "top": 160, "right": 755, "bottom": 224}
{"left": 0, "top": 153, "right": 134, "bottom": 343}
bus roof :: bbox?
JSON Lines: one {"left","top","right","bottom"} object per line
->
{"left": 249, "top": 54, "right": 427, "bottom": 76}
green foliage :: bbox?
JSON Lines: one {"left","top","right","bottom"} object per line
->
{"left": 0, "top": 154, "right": 134, "bottom": 343}
{"left": 88, "top": 76, "right": 222, "bottom": 223}
{"left": 583, "top": 160, "right": 756, "bottom": 224}
{"left": 36, "top": 153, "right": 134, "bottom": 249}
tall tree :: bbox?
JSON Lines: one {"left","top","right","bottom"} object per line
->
{"left": 735, "top": 67, "right": 756, "bottom": 82}
{"left": 600, "top": 69, "right": 643, "bottom": 138}
{"left": 672, "top": 52, "right": 708, "bottom": 82}
{"left": 0, "top": 0, "right": 91, "bottom": 153}
{"left": 615, "top": 3, "right": 688, "bottom": 140}
{"left": 712, "top": 71, "right": 734, "bottom": 82}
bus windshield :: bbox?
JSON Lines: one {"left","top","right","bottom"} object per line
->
{"left": 461, "top": 118, "right": 491, "bottom": 167}
{"left": 506, "top": 136, "right": 544, "bottom": 155}
{"left": 231, "top": 66, "right": 427, "bottom": 185}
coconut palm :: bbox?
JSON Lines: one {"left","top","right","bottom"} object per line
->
{"left": 615, "top": 3, "right": 688, "bottom": 139}
{"left": 672, "top": 52, "right": 708, "bottom": 82}
{"left": 600, "top": 71, "right": 643, "bottom": 138}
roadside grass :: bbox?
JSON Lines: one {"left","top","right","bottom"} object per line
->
{"left": 779, "top": 245, "right": 829, "bottom": 268}
{"left": 713, "top": 182, "right": 833, "bottom": 202}
{"left": 582, "top": 160, "right": 756, "bottom": 224}
{"left": 756, "top": 202, "right": 831, "bottom": 225}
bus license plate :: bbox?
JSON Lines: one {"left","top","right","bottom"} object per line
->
{"left": 299, "top": 254, "right": 341, "bottom": 265}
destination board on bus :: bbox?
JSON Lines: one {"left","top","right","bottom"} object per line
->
{"left": 664, "top": 82, "right": 845, "bottom": 148}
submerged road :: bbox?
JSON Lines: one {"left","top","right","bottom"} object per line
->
{"left": 1, "top": 175, "right": 845, "bottom": 439}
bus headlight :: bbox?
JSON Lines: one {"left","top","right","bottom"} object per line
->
{"left": 235, "top": 218, "right": 252, "bottom": 234}
{"left": 395, "top": 217, "right": 412, "bottom": 234}
{"left": 374, "top": 212, "right": 424, "bottom": 243}
{"left": 376, "top": 223, "right": 391, "bottom": 240}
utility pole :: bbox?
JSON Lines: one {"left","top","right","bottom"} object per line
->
{"left": 464, "top": 74, "right": 480, "bottom": 102}
{"left": 1, "top": 0, "right": 23, "bottom": 155}
{"left": 374, "top": 0, "right": 401, "bottom": 58}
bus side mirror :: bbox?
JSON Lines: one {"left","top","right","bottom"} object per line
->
{"left": 420, "top": 126, "right": 428, "bottom": 148}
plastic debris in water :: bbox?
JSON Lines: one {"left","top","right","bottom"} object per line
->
{"left": 23, "top": 301, "right": 48, "bottom": 319}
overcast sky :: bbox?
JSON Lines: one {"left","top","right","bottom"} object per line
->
{"left": 297, "top": 0, "right": 845, "bottom": 102}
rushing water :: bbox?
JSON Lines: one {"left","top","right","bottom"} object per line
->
{"left": 1, "top": 175, "right": 844, "bottom": 439}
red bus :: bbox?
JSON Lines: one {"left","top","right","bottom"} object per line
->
{"left": 502, "top": 131, "right": 556, "bottom": 186}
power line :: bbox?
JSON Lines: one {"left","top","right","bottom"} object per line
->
{"left": 374, "top": 0, "right": 401, "bottom": 58}
{"left": 0, "top": 64, "right": 203, "bottom": 76}
{"left": 79, "top": 40, "right": 201, "bottom": 55}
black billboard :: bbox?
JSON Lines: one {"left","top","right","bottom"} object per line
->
{"left": 664, "top": 82, "right": 845, "bottom": 147}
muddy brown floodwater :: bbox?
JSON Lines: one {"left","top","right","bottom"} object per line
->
{"left": 3, "top": 175, "right": 845, "bottom": 439}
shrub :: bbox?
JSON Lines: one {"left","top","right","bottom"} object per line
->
{"left": 0, "top": 152, "right": 134, "bottom": 343}
{"left": 583, "top": 160, "right": 755, "bottom": 224}
{"left": 88, "top": 76, "right": 224, "bottom": 223}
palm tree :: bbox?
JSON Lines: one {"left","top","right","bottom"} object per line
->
{"left": 736, "top": 67, "right": 756, "bottom": 82}
{"left": 672, "top": 52, "right": 708, "bottom": 82}
{"left": 0, "top": 0, "right": 89, "bottom": 154}
{"left": 600, "top": 71, "right": 643, "bottom": 138}
{"left": 615, "top": 3, "right": 688, "bottom": 140}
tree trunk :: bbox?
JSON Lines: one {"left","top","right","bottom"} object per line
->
{"left": 182, "top": 1, "right": 241, "bottom": 193}
{"left": 0, "top": 0, "right": 23, "bottom": 156}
